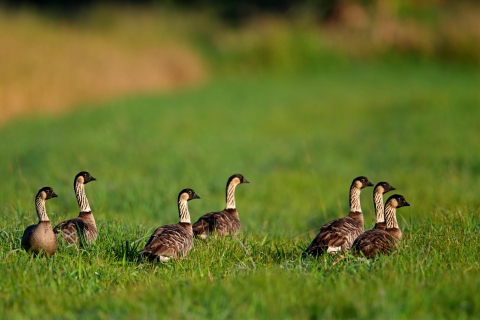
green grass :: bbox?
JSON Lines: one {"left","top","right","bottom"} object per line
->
{"left": 1, "top": 62, "right": 480, "bottom": 319}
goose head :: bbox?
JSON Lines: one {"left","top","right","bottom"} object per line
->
{"left": 374, "top": 181, "right": 396, "bottom": 195}
{"left": 178, "top": 188, "right": 201, "bottom": 202}
{"left": 227, "top": 173, "right": 249, "bottom": 186}
{"left": 352, "top": 176, "right": 374, "bottom": 190}
{"left": 74, "top": 171, "right": 96, "bottom": 185}
{"left": 386, "top": 194, "right": 411, "bottom": 208}
{"left": 36, "top": 187, "right": 58, "bottom": 200}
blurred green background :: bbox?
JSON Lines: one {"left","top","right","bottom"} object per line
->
{"left": 1, "top": 0, "right": 480, "bottom": 319}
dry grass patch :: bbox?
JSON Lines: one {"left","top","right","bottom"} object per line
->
{"left": 0, "top": 9, "right": 206, "bottom": 125}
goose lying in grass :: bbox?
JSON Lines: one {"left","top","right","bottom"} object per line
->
{"left": 306, "top": 176, "right": 373, "bottom": 256}
{"left": 193, "top": 173, "right": 249, "bottom": 238}
{"left": 22, "top": 187, "right": 58, "bottom": 256}
{"left": 139, "top": 188, "right": 200, "bottom": 262}
{"left": 54, "top": 171, "right": 97, "bottom": 245}
{"left": 351, "top": 194, "right": 410, "bottom": 258}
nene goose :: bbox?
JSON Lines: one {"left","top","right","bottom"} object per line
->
{"left": 139, "top": 188, "right": 200, "bottom": 262}
{"left": 372, "top": 181, "right": 396, "bottom": 230}
{"left": 351, "top": 194, "right": 410, "bottom": 258}
{"left": 21, "top": 187, "right": 58, "bottom": 256}
{"left": 193, "top": 173, "right": 249, "bottom": 239}
{"left": 54, "top": 171, "right": 97, "bottom": 245}
{"left": 305, "top": 176, "right": 373, "bottom": 256}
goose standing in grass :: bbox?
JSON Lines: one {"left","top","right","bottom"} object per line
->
{"left": 54, "top": 171, "right": 97, "bottom": 245}
{"left": 193, "top": 173, "right": 249, "bottom": 239}
{"left": 305, "top": 176, "right": 373, "bottom": 256}
{"left": 139, "top": 188, "right": 200, "bottom": 262}
{"left": 22, "top": 187, "right": 58, "bottom": 256}
{"left": 372, "top": 181, "right": 396, "bottom": 231}
{"left": 351, "top": 194, "right": 410, "bottom": 258}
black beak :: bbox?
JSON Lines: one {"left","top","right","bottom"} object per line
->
{"left": 389, "top": 186, "right": 396, "bottom": 191}
{"left": 367, "top": 181, "right": 374, "bottom": 187}
{"left": 193, "top": 193, "right": 201, "bottom": 199}
{"left": 52, "top": 192, "right": 58, "bottom": 198}
{"left": 404, "top": 201, "right": 411, "bottom": 206}
{"left": 90, "top": 176, "right": 97, "bottom": 181}
{"left": 243, "top": 178, "right": 250, "bottom": 184}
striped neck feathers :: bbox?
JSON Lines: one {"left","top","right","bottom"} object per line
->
{"left": 35, "top": 196, "right": 50, "bottom": 222}
{"left": 75, "top": 182, "right": 91, "bottom": 213}
{"left": 384, "top": 202, "right": 399, "bottom": 229}
{"left": 178, "top": 197, "right": 191, "bottom": 223}
{"left": 225, "top": 178, "right": 240, "bottom": 209}
{"left": 373, "top": 188, "right": 385, "bottom": 223}
{"left": 349, "top": 185, "right": 362, "bottom": 213}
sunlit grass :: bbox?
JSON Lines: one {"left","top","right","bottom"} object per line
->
{"left": 1, "top": 63, "right": 480, "bottom": 318}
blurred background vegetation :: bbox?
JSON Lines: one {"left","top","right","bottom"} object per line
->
{"left": 1, "top": 0, "right": 479, "bottom": 125}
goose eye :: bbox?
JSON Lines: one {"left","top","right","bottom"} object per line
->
{"left": 361, "top": 179, "right": 365, "bottom": 182}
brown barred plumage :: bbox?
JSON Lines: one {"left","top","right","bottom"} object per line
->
{"left": 305, "top": 176, "right": 373, "bottom": 256}
{"left": 351, "top": 194, "right": 410, "bottom": 258}
{"left": 193, "top": 174, "right": 249, "bottom": 239}
{"left": 21, "top": 187, "right": 58, "bottom": 256}
{"left": 54, "top": 171, "right": 97, "bottom": 245}
{"left": 139, "top": 188, "right": 200, "bottom": 262}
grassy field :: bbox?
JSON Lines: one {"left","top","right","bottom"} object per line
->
{"left": 1, "top": 62, "right": 480, "bottom": 319}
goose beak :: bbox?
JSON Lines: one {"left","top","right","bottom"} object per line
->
{"left": 243, "top": 178, "right": 250, "bottom": 184}
{"left": 52, "top": 192, "right": 58, "bottom": 198}
{"left": 90, "top": 176, "right": 97, "bottom": 181}
{"left": 367, "top": 181, "right": 374, "bottom": 187}
{"left": 404, "top": 201, "right": 411, "bottom": 207}
{"left": 193, "top": 193, "right": 201, "bottom": 200}
{"left": 389, "top": 185, "right": 396, "bottom": 191}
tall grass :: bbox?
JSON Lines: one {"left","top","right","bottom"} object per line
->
{"left": 1, "top": 63, "right": 479, "bottom": 318}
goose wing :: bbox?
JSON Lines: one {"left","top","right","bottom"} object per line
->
{"left": 139, "top": 224, "right": 192, "bottom": 260}
{"left": 53, "top": 218, "right": 89, "bottom": 244}
{"left": 192, "top": 212, "right": 215, "bottom": 237}
{"left": 351, "top": 229, "right": 396, "bottom": 258}
{"left": 307, "top": 216, "right": 362, "bottom": 255}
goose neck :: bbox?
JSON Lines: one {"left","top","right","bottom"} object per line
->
{"left": 178, "top": 199, "right": 191, "bottom": 223}
{"left": 75, "top": 182, "right": 91, "bottom": 213}
{"left": 35, "top": 196, "right": 49, "bottom": 222}
{"left": 349, "top": 186, "right": 362, "bottom": 213}
{"left": 384, "top": 203, "right": 399, "bottom": 229}
{"left": 225, "top": 181, "right": 238, "bottom": 209}
{"left": 373, "top": 191, "right": 385, "bottom": 223}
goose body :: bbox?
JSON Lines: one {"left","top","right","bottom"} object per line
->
{"left": 21, "top": 187, "right": 58, "bottom": 256}
{"left": 352, "top": 194, "right": 410, "bottom": 258}
{"left": 193, "top": 174, "right": 249, "bottom": 239}
{"left": 306, "top": 176, "right": 373, "bottom": 256}
{"left": 54, "top": 171, "right": 97, "bottom": 245}
{"left": 139, "top": 188, "right": 200, "bottom": 262}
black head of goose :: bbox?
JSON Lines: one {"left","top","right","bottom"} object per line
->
{"left": 305, "top": 176, "right": 373, "bottom": 256}
{"left": 21, "top": 187, "right": 59, "bottom": 256}
{"left": 351, "top": 193, "right": 410, "bottom": 258}
{"left": 373, "top": 181, "right": 396, "bottom": 230}
{"left": 54, "top": 171, "right": 97, "bottom": 245}
{"left": 139, "top": 188, "right": 200, "bottom": 262}
{"left": 192, "top": 173, "right": 249, "bottom": 239}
